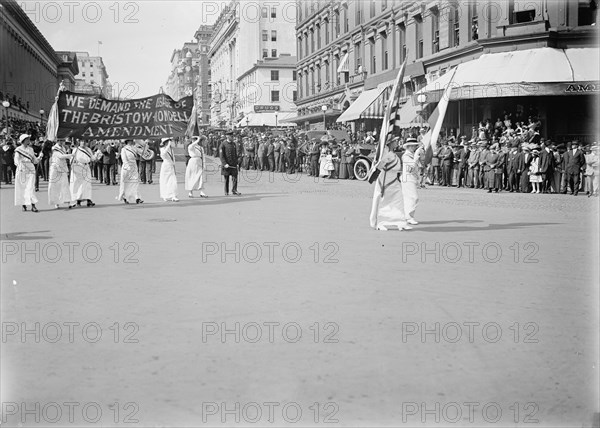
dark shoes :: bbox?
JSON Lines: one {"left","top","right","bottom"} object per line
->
{"left": 86, "top": 200, "right": 95, "bottom": 207}
{"left": 31, "top": 204, "right": 39, "bottom": 212}
{"left": 232, "top": 191, "right": 242, "bottom": 196}
{"left": 136, "top": 199, "right": 144, "bottom": 204}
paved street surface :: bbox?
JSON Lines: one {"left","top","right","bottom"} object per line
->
{"left": 1, "top": 156, "right": 599, "bottom": 427}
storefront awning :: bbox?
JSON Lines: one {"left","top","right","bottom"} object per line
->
{"left": 237, "top": 112, "right": 297, "bottom": 127}
{"left": 396, "top": 100, "right": 423, "bottom": 129}
{"left": 418, "top": 47, "right": 600, "bottom": 100}
{"left": 336, "top": 85, "right": 387, "bottom": 122}
{"left": 337, "top": 52, "right": 349, "bottom": 73}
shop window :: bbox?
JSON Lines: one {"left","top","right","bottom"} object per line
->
{"left": 578, "top": 0, "right": 597, "bottom": 26}
{"left": 514, "top": 9, "right": 535, "bottom": 23}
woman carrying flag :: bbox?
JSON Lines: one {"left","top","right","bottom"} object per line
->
{"left": 185, "top": 135, "right": 208, "bottom": 198}
{"left": 69, "top": 139, "right": 95, "bottom": 208}
{"left": 48, "top": 138, "right": 73, "bottom": 209}
{"left": 117, "top": 139, "right": 144, "bottom": 204}
{"left": 14, "top": 134, "right": 43, "bottom": 212}
{"left": 159, "top": 137, "right": 179, "bottom": 202}
{"left": 369, "top": 136, "right": 411, "bottom": 231}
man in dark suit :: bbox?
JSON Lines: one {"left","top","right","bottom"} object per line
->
{"left": 507, "top": 142, "right": 520, "bottom": 192}
{"left": 456, "top": 137, "right": 469, "bottom": 188}
{"left": 519, "top": 145, "right": 532, "bottom": 193}
{"left": 563, "top": 141, "right": 586, "bottom": 195}
{"left": 439, "top": 141, "right": 454, "bottom": 186}
{"left": 103, "top": 141, "right": 118, "bottom": 185}
{"left": 309, "top": 139, "right": 320, "bottom": 177}
{"left": 220, "top": 131, "right": 241, "bottom": 196}
{"left": 538, "top": 141, "right": 554, "bottom": 193}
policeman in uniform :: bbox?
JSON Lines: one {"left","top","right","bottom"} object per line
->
{"left": 220, "top": 131, "right": 241, "bottom": 196}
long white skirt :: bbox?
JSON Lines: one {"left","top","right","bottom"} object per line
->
{"left": 14, "top": 164, "right": 38, "bottom": 206}
{"left": 48, "top": 164, "right": 70, "bottom": 205}
{"left": 160, "top": 162, "right": 178, "bottom": 199}
{"left": 70, "top": 163, "right": 92, "bottom": 201}
{"left": 369, "top": 178, "right": 406, "bottom": 229}
{"left": 185, "top": 158, "right": 204, "bottom": 191}
{"left": 401, "top": 178, "right": 419, "bottom": 220}
{"left": 117, "top": 164, "right": 141, "bottom": 203}
{"left": 319, "top": 158, "right": 328, "bottom": 177}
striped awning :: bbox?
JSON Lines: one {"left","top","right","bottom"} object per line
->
{"left": 337, "top": 52, "right": 349, "bottom": 73}
{"left": 336, "top": 85, "right": 388, "bottom": 122}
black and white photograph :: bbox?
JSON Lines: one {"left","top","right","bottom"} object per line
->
{"left": 1, "top": 0, "right": 599, "bottom": 426}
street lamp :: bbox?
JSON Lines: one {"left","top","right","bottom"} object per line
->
{"left": 39, "top": 108, "right": 45, "bottom": 125}
{"left": 1, "top": 100, "right": 10, "bottom": 132}
{"left": 275, "top": 112, "right": 278, "bottom": 129}
{"left": 416, "top": 94, "right": 427, "bottom": 126}
{"left": 322, "top": 105, "right": 327, "bottom": 130}
{"left": 246, "top": 117, "right": 250, "bottom": 128}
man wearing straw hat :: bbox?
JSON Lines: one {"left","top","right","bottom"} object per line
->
{"left": 401, "top": 136, "right": 420, "bottom": 225}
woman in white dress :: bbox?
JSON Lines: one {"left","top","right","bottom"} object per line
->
{"left": 319, "top": 145, "right": 329, "bottom": 177}
{"left": 47, "top": 139, "right": 73, "bottom": 209}
{"left": 69, "top": 139, "right": 95, "bottom": 208}
{"left": 185, "top": 136, "right": 207, "bottom": 198}
{"left": 117, "top": 139, "right": 144, "bottom": 204}
{"left": 14, "top": 134, "right": 43, "bottom": 212}
{"left": 369, "top": 136, "right": 411, "bottom": 231}
{"left": 159, "top": 137, "right": 179, "bottom": 202}
{"left": 401, "top": 137, "right": 420, "bottom": 225}
{"left": 529, "top": 149, "right": 542, "bottom": 194}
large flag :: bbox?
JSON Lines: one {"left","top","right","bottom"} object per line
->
{"left": 367, "top": 58, "right": 407, "bottom": 183}
{"left": 185, "top": 101, "right": 199, "bottom": 137}
{"left": 421, "top": 67, "right": 458, "bottom": 165}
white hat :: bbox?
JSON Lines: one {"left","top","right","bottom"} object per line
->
{"left": 19, "top": 134, "right": 31, "bottom": 144}
{"left": 191, "top": 136, "right": 201, "bottom": 144}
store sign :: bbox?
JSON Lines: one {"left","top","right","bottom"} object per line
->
{"left": 565, "top": 83, "right": 599, "bottom": 93}
{"left": 254, "top": 105, "right": 280, "bottom": 112}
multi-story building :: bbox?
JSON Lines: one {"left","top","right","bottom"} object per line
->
{"left": 0, "top": 0, "right": 78, "bottom": 122}
{"left": 292, "top": 0, "right": 598, "bottom": 142}
{"left": 208, "top": 0, "right": 297, "bottom": 128}
{"left": 194, "top": 25, "right": 214, "bottom": 126}
{"left": 164, "top": 42, "right": 199, "bottom": 101}
{"left": 237, "top": 54, "right": 298, "bottom": 127}
{"left": 73, "top": 52, "right": 111, "bottom": 98}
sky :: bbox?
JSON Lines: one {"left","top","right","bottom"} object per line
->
{"left": 21, "top": 0, "right": 229, "bottom": 98}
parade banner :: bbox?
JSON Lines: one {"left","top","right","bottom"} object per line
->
{"left": 55, "top": 91, "right": 193, "bottom": 140}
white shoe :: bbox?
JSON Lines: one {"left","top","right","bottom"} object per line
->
{"left": 400, "top": 224, "right": 413, "bottom": 231}
{"left": 172, "top": 197, "right": 179, "bottom": 202}
{"left": 199, "top": 191, "right": 208, "bottom": 198}
{"left": 530, "top": 190, "right": 536, "bottom": 193}
{"left": 376, "top": 225, "right": 388, "bottom": 231}
{"left": 407, "top": 218, "right": 419, "bottom": 225}
{"left": 188, "top": 192, "right": 194, "bottom": 198}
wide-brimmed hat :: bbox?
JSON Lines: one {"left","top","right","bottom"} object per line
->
{"left": 403, "top": 137, "right": 419, "bottom": 148}
{"left": 18, "top": 134, "right": 31, "bottom": 144}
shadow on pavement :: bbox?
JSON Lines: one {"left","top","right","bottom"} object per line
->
{"left": 416, "top": 222, "right": 560, "bottom": 233}
{"left": 1, "top": 231, "right": 54, "bottom": 241}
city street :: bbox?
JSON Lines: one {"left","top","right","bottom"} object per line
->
{"left": 1, "top": 157, "right": 598, "bottom": 427}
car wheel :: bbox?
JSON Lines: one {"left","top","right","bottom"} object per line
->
{"left": 354, "top": 159, "right": 370, "bottom": 181}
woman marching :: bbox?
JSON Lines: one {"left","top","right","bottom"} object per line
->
{"left": 400, "top": 137, "right": 420, "bottom": 225}
{"left": 117, "top": 139, "right": 144, "bottom": 204}
{"left": 14, "top": 134, "right": 43, "bottom": 212}
{"left": 69, "top": 139, "right": 96, "bottom": 208}
{"left": 185, "top": 136, "right": 208, "bottom": 198}
{"left": 159, "top": 137, "right": 179, "bottom": 202}
{"left": 369, "top": 136, "right": 411, "bottom": 231}
{"left": 47, "top": 138, "right": 73, "bottom": 209}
